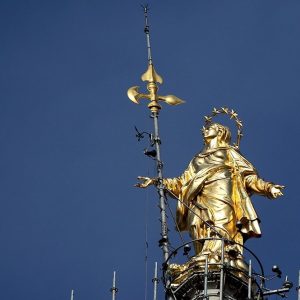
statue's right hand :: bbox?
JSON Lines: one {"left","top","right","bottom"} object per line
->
{"left": 135, "top": 176, "right": 156, "bottom": 188}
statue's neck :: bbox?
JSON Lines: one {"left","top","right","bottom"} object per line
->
{"left": 204, "top": 137, "right": 229, "bottom": 152}
{"left": 205, "top": 137, "right": 220, "bottom": 150}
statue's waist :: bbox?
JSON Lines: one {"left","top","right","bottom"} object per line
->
{"left": 205, "top": 168, "right": 231, "bottom": 182}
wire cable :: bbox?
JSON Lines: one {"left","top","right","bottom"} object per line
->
{"left": 164, "top": 188, "right": 226, "bottom": 239}
{"left": 144, "top": 168, "right": 150, "bottom": 300}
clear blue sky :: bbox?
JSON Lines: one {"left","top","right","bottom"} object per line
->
{"left": 0, "top": 1, "right": 299, "bottom": 299}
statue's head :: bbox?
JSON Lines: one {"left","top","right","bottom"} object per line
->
{"left": 203, "top": 123, "right": 231, "bottom": 146}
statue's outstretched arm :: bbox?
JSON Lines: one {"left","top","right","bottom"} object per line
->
{"left": 244, "top": 174, "right": 284, "bottom": 199}
{"left": 136, "top": 160, "right": 195, "bottom": 198}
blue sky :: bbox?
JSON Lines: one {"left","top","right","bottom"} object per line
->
{"left": 0, "top": 1, "right": 299, "bottom": 299}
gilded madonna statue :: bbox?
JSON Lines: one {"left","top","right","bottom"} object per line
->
{"left": 137, "top": 117, "right": 284, "bottom": 273}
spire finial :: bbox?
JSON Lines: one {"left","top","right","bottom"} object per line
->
{"left": 127, "top": 5, "right": 185, "bottom": 112}
{"left": 140, "top": 4, "right": 163, "bottom": 86}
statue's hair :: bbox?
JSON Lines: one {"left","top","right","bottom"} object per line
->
{"left": 213, "top": 123, "right": 231, "bottom": 145}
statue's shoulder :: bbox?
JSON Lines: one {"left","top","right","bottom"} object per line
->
{"left": 227, "top": 147, "right": 257, "bottom": 173}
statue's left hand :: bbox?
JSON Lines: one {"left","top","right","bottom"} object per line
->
{"left": 270, "top": 185, "right": 284, "bottom": 198}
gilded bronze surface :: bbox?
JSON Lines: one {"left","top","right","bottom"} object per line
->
{"left": 136, "top": 115, "right": 284, "bottom": 284}
{"left": 127, "top": 63, "right": 184, "bottom": 113}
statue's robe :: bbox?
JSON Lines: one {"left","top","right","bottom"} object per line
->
{"left": 163, "top": 147, "right": 273, "bottom": 254}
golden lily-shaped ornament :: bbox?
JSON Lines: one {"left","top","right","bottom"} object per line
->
{"left": 127, "top": 63, "right": 185, "bottom": 108}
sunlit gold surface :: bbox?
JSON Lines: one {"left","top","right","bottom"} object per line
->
{"left": 127, "top": 63, "right": 184, "bottom": 112}
{"left": 127, "top": 86, "right": 148, "bottom": 104}
{"left": 137, "top": 120, "right": 284, "bottom": 284}
{"left": 141, "top": 64, "right": 163, "bottom": 84}
{"left": 159, "top": 95, "right": 185, "bottom": 106}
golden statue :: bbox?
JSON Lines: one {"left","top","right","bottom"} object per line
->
{"left": 136, "top": 111, "right": 284, "bottom": 281}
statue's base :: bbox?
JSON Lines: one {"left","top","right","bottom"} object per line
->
{"left": 167, "top": 268, "right": 258, "bottom": 300}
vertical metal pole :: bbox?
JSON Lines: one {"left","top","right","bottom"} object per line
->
{"left": 204, "top": 255, "right": 209, "bottom": 299}
{"left": 298, "top": 270, "right": 300, "bottom": 300}
{"left": 219, "top": 239, "right": 225, "bottom": 300}
{"left": 129, "top": 7, "right": 184, "bottom": 300}
{"left": 70, "top": 289, "right": 74, "bottom": 300}
{"left": 248, "top": 260, "right": 252, "bottom": 299}
{"left": 152, "top": 111, "right": 171, "bottom": 300}
{"left": 152, "top": 111, "right": 169, "bottom": 264}
{"left": 111, "top": 271, "right": 117, "bottom": 300}
{"left": 153, "top": 262, "right": 159, "bottom": 300}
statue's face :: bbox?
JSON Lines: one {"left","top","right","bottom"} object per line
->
{"left": 203, "top": 124, "right": 218, "bottom": 140}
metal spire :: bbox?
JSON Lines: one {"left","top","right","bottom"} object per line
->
{"left": 127, "top": 6, "right": 185, "bottom": 300}
{"left": 128, "top": 4, "right": 185, "bottom": 261}
{"left": 142, "top": 4, "right": 153, "bottom": 66}
{"left": 127, "top": 5, "right": 184, "bottom": 109}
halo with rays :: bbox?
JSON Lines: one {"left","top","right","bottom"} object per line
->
{"left": 204, "top": 107, "right": 243, "bottom": 149}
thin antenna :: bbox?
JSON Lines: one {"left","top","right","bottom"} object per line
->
{"left": 203, "top": 256, "right": 208, "bottom": 299}
{"left": 298, "top": 270, "right": 300, "bottom": 300}
{"left": 152, "top": 262, "right": 159, "bottom": 300}
{"left": 110, "top": 271, "right": 118, "bottom": 300}
{"left": 248, "top": 260, "right": 252, "bottom": 299}
{"left": 70, "top": 289, "right": 74, "bottom": 300}
{"left": 141, "top": 4, "right": 153, "bottom": 65}
{"left": 144, "top": 179, "right": 150, "bottom": 300}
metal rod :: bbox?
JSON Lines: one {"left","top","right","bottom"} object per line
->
{"left": 262, "top": 287, "right": 290, "bottom": 296}
{"left": 219, "top": 239, "right": 225, "bottom": 300}
{"left": 204, "top": 255, "right": 208, "bottom": 299}
{"left": 298, "top": 270, "right": 300, "bottom": 300}
{"left": 257, "top": 267, "right": 266, "bottom": 300}
{"left": 70, "top": 289, "right": 74, "bottom": 300}
{"left": 152, "top": 111, "right": 171, "bottom": 300}
{"left": 248, "top": 260, "right": 252, "bottom": 299}
{"left": 152, "top": 111, "right": 169, "bottom": 264}
{"left": 142, "top": 5, "right": 153, "bottom": 65}
{"left": 153, "top": 262, "right": 159, "bottom": 300}
{"left": 111, "top": 271, "right": 117, "bottom": 300}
